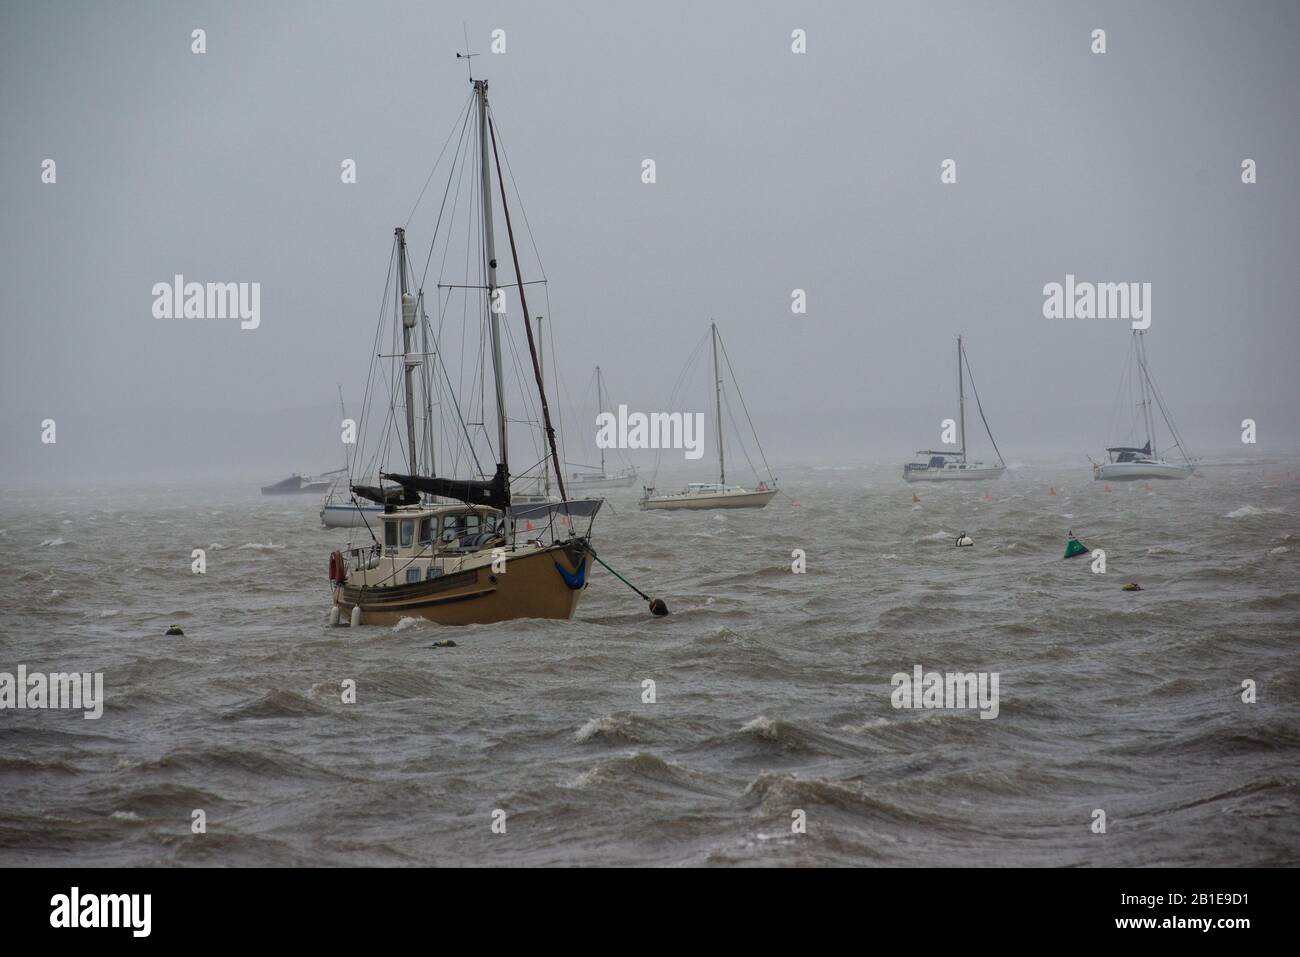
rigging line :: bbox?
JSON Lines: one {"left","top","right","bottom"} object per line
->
{"left": 564, "top": 368, "right": 598, "bottom": 468}
{"left": 352, "top": 240, "right": 399, "bottom": 488}
{"left": 421, "top": 284, "right": 485, "bottom": 480}
{"left": 404, "top": 92, "right": 475, "bottom": 228}
{"left": 715, "top": 331, "right": 775, "bottom": 480}
{"left": 722, "top": 388, "right": 761, "bottom": 481}
{"left": 1140, "top": 347, "right": 1192, "bottom": 461}
{"left": 488, "top": 114, "right": 548, "bottom": 281}
{"left": 649, "top": 330, "right": 710, "bottom": 482}
{"left": 959, "top": 344, "right": 1005, "bottom": 467}
{"left": 433, "top": 146, "right": 478, "bottom": 478}
{"left": 489, "top": 110, "right": 568, "bottom": 503}
{"left": 430, "top": 328, "right": 486, "bottom": 479}
{"left": 541, "top": 288, "right": 571, "bottom": 482}
{"left": 419, "top": 99, "right": 476, "bottom": 293}
{"left": 500, "top": 316, "right": 545, "bottom": 468}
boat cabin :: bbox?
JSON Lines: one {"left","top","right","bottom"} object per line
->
{"left": 1106, "top": 444, "right": 1154, "bottom": 465}
{"left": 380, "top": 504, "right": 504, "bottom": 558}
{"left": 905, "top": 453, "right": 959, "bottom": 473}
{"left": 685, "top": 482, "right": 746, "bottom": 493}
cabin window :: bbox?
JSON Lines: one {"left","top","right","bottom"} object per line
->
{"left": 441, "top": 515, "right": 461, "bottom": 543}
{"left": 400, "top": 520, "right": 414, "bottom": 547}
{"left": 406, "top": 567, "right": 421, "bottom": 584}
{"left": 384, "top": 521, "right": 398, "bottom": 550}
{"left": 426, "top": 566, "right": 442, "bottom": 580}
{"left": 419, "top": 518, "right": 432, "bottom": 545}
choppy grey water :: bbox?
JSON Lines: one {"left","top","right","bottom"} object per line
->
{"left": 2, "top": 462, "right": 1298, "bottom": 867}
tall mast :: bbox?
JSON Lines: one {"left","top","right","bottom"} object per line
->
{"left": 957, "top": 335, "right": 967, "bottom": 461}
{"left": 337, "top": 385, "right": 350, "bottom": 472}
{"left": 396, "top": 227, "right": 419, "bottom": 475}
{"left": 488, "top": 108, "right": 568, "bottom": 503}
{"left": 538, "top": 315, "right": 550, "bottom": 497}
{"left": 418, "top": 291, "right": 435, "bottom": 476}
{"left": 712, "top": 320, "right": 725, "bottom": 485}
{"left": 596, "top": 365, "right": 607, "bottom": 475}
{"left": 1135, "top": 331, "right": 1157, "bottom": 456}
{"left": 475, "top": 79, "right": 509, "bottom": 474}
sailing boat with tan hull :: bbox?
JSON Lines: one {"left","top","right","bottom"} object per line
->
{"left": 640, "top": 321, "right": 778, "bottom": 511}
{"left": 327, "top": 76, "right": 594, "bottom": 627}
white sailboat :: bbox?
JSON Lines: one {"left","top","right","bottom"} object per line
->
{"left": 903, "top": 336, "right": 1006, "bottom": 482}
{"left": 321, "top": 387, "right": 385, "bottom": 527}
{"left": 1093, "top": 330, "right": 1193, "bottom": 481}
{"left": 568, "top": 365, "right": 638, "bottom": 489}
{"left": 640, "top": 321, "right": 778, "bottom": 511}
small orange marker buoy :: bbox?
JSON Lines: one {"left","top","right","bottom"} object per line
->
{"left": 984, "top": 492, "right": 991, "bottom": 501}
{"left": 1049, "top": 486, "right": 1057, "bottom": 496}
{"left": 1104, "top": 483, "right": 1111, "bottom": 491}
{"left": 1144, "top": 483, "right": 1151, "bottom": 491}
{"left": 526, "top": 520, "right": 535, "bottom": 530}
{"left": 912, "top": 493, "right": 920, "bottom": 503}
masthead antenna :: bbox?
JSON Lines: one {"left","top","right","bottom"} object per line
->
{"left": 455, "top": 22, "right": 478, "bottom": 82}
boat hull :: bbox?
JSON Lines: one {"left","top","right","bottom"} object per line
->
{"left": 640, "top": 489, "right": 777, "bottom": 510}
{"left": 334, "top": 539, "right": 588, "bottom": 626}
{"left": 1094, "top": 461, "right": 1192, "bottom": 482}
{"left": 903, "top": 465, "right": 1005, "bottom": 483}
{"left": 320, "top": 503, "right": 385, "bottom": 528}
{"left": 568, "top": 475, "right": 637, "bottom": 489}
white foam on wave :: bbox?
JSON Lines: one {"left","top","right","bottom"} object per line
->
{"left": 740, "top": 715, "right": 780, "bottom": 738}
{"left": 575, "top": 713, "right": 633, "bottom": 742}
{"left": 1226, "top": 505, "right": 1265, "bottom": 519}
{"left": 238, "top": 542, "right": 284, "bottom": 550}
{"left": 39, "top": 537, "right": 66, "bottom": 546}
{"left": 391, "top": 616, "right": 427, "bottom": 633}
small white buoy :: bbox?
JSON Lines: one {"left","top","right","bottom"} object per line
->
{"left": 350, "top": 605, "right": 362, "bottom": 627}
{"left": 956, "top": 534, "right": 974, "bottom": 547}
{"left": 329, "top": 606, "right": 340, "bottom": 626}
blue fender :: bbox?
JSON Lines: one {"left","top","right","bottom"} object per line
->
{"left": 554, "top": 557, "right": 587, "bottom": 590}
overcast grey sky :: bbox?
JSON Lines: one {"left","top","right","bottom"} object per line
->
{"left": 2, "top": 0, "right": 1297, "bottom": 486}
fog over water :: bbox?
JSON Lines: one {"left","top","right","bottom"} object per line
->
{"left": 2, "top": 0, "right": 1298, "bottom": 487}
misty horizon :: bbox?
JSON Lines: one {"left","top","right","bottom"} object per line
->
{"left": 3, "top": 0, "right": 1297, "bottom": 489}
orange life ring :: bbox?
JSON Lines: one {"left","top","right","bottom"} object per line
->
{"left": 328, "top": 550, "right": 345, "bottom": 583}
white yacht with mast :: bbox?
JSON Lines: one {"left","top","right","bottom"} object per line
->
{"left": 640, "top": 321, "right": 777, "bottom": 510}
{"left": 1092, "top": 330, "right": 1193, "bottom": 481}
{"left": 569, "top": 365, "right": 638, "bottom": 489}
{"left": 904, "top": 335, "right": 1005, "bottom": 482}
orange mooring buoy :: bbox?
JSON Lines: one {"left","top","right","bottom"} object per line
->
{"left": 1145, "top": 483, "right": 1152, "bottom": 491}
{"left": 1104, "top": 483, "right": 1111, "bottom": 491}
{"left": 912, "top": 493, "right": 920, "bottom": 503}
{"left": 984, "top": 491, "right": 992, "bottom": 501}
{"left": 1049, "top": 486, "right": 1057, "bottom": 496}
